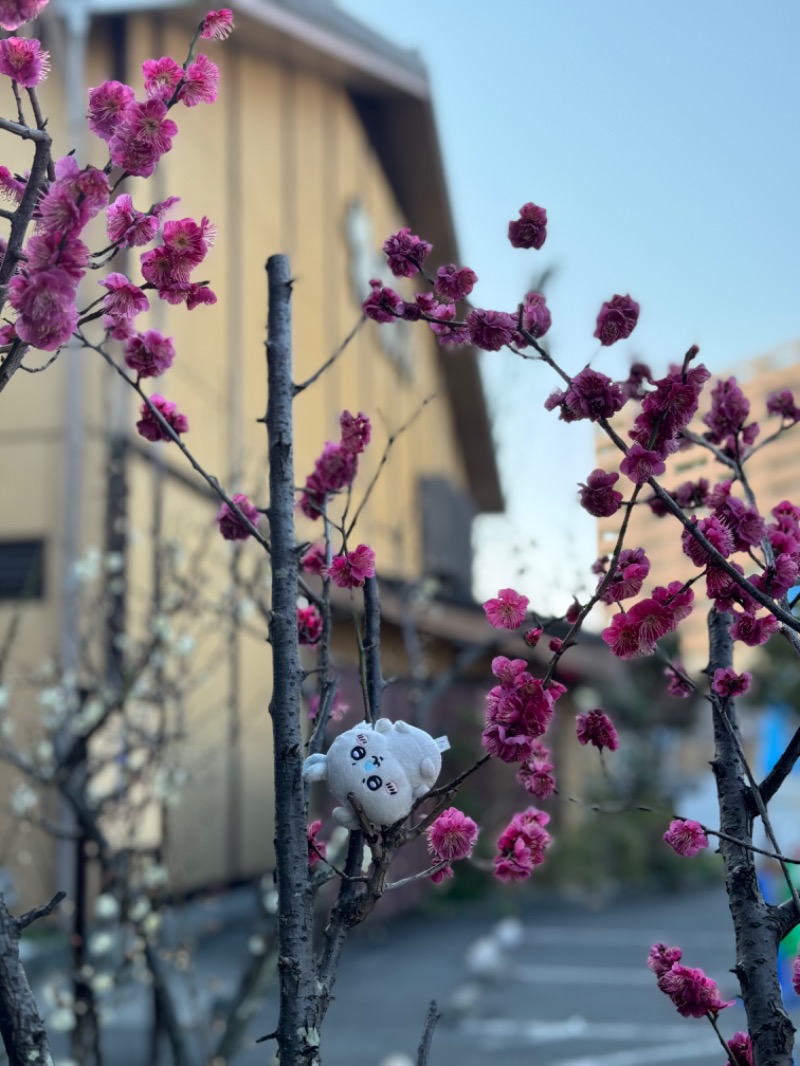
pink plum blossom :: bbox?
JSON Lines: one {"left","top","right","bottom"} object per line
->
{"left": 0, "top": 0, "right": 49, "bottom": 31}
{"left": 0, "top": 36, "right": 49, "bottom": 87}
{"left": 200, "top": 9, "right": 235, "bottom": 39}
{"left": 326, "top": 545, "right": 376, "bottom": 589}
{"left": 508, "top": 202, "right": 547, "bottom": 249}
{"left": 427, "top": 808, "right": 478, "bottom": 863}
{"left": 382, "top": 227, "right": 431, "bottom": 277}
{"left": 594, "top": 294, "right": 640, "bottom": 346}
{"left": 124, "top": 329, "right": 176, "bottom": 378}
{"left": 297, "top": 605, "right": 323, "bottom": 645}
{"left": 483, "top": 587, "right": 529, "bottom": 630}
{"left": 216, "top": 494, "right": 259, "bottom": 541}
{"left": 663, "top": 819, "right": 709, "bottom": 858}
{"left": 136, "top": 394, "right": 189, "bottom": 442}
{"left": 576, "top": 709, "right": 619, "bottom": 751}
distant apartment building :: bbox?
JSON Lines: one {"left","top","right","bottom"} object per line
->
{"left": 595, "top": 342, "right": 800, "bottom": 672}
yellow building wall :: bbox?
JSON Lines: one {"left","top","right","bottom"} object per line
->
{"left": 0, "top": 12, "right": 475, "bottom": 898}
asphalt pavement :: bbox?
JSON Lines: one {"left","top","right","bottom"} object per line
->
{"left": 24, "top": 883, "right": 800, "bottom": 1066}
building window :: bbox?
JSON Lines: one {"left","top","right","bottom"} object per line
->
{"left": 0, "top": 540, "right": 45, "bottom": 599}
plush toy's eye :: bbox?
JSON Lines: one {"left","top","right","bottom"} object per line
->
{"left": 366, "top": 775, "right": 382, "bottom": 791}
{"left": 351, "top": 745, "right": 366, "bottom": 761}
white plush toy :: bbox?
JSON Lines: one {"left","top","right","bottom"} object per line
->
{"left": 303, "top": 718, "right": 449, "bottom": 828}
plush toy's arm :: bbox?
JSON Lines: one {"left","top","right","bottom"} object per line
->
{"left": 332, "top": 804, "right": 361, "bottom": 829}
{"left": 302, "top": 753, "right": 329, "bottom": 783}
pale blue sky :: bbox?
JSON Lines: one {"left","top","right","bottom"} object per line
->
{"left": 337, "top": 0, "right": 800, "bottom": 612}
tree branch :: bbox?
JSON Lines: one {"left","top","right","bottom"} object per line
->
{"left": 707, "top": 610, "right": 795, "bottom": 1066}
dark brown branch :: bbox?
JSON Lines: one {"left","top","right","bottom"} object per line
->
{"left": 362, "top": 576, "right": 383, "bottom": 725}
{"left": 416, "top": 1000, "right": 440, "bottom": 1066}
{"left": 759, "top": 724, "right": 800, "bottom": 807}
{"left": 17, "top": 890, "right": 66, "bottom": 931}
{"left": 143, "top": 943, "right": 190, "bottom": 1066}
{"left": 294, "top": 314, "right": 364, "bottom": 394}
{"left": 0, "top": 892, "right": 57, "bottom": 1066}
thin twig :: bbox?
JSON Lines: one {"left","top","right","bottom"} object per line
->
{"left": 416, "top": 1000, "right": 440, "bottom": 1066}
{"left": 346, "top": 393, "right": 435, "bottom": 537}
{"left": 16, "top": 890, "right": 66, "bottom": 931}
{"left": 294, "top": 315, "right": 364, "bottom": 394}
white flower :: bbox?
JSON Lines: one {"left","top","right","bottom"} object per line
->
{"left": 72, "top": 548, "right": 101, "bottom": 583}
{"left": 141, "top": 863, "right": 168, "bottom": 889}
{"left": 141, "top": 912, "right": 161, "bottom": 937}
{"left": 94, "top": 894, "right": 119, "bottom": 921}
{"left": 35, "top": 739, "right": 54, "bottom": 767}
{"left": 173, "top": 633, "right": 195, "bottom": 657}
{"left": 105, "top": 552, "right": 124, "bottom": 573}
{"left": 11, "top": 784, "right": 38, "bottom": 816}
{"left": 88, "top": 931, "right": 115, "bottom": 957}
{"left": 48, "top": 1007, "right": 76, "bottom": 1032}
{"left": 90, "top": 973, "right": 114, "bottom": 994}
{"left": 128, "top": 897, "right": 150, "bottom": 923}
{"left": 248, "top": 935, "right": 267, "bottom": 956}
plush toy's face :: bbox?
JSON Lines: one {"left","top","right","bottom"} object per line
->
{"left": 328, "top": 728, "right": 413, "bottom": 823}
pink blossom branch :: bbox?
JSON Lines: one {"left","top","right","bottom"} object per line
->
{"left": 597, "top": 414, "right": 800, "bottom": 633}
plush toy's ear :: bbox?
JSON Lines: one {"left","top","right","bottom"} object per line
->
{"left": 394, "top": 720, "right": 411, "bottom": 734}
{"left": 302, "top": 753, "right": 328, "bottom": 783}
{"left": 374, "top": 718, "right": 392, "bottom": 733}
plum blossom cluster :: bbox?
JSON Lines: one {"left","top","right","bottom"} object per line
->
{"left": 601, "top": 581, "right": 694, "bottom": 660}
{"left": 482, "top": 656, "right": 566, "bottom": 764}
{"left": 298, "top": 410, "right": 372, "bottom": 520}
{"left": 88, "top": 27, "right": 223, "bottom": 177}
{"left": 647, "top": 943, "right": 733, "bottom": 1018}
{"left": 493, "top": 807, "right": 552, "bottom": 883}
{"left": 365, "top": 206, "right": 561, "bottom": 353}
{"left": 427, "top": 807, "right": 478, "bottom": 883}
{"left": 596, "top": 547, "right": 650, "bottom": 605}
{"left": 7, "top": 156, "right": 109, "bottom": 351}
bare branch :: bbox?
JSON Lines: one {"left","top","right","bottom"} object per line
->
{"left": 416, "top": 1000, "right": 440, "bottom": 1066}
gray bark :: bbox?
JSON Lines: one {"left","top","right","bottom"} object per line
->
{"left": 265, "top": 255, "right": 317, "bottom": 1063}
{"left": 0, "top": 892, "right": 57, "bottom": 1066}
{"left": 708, "top": 610, "right": 795, "bottom": 1065}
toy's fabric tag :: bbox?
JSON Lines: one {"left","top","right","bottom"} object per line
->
{"left": 435, "top": 735, "right": 450, "bottom": 753}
